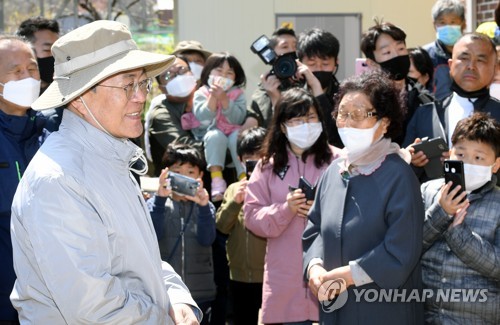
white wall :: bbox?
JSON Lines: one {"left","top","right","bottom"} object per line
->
{"left": 175, "top": 0, "right": 437, "bottom": 101}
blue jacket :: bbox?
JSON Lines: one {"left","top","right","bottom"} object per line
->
{"left": 148, "top": 195, "right": 217, "bottom": 303}
{"left": 424, "top": 40, "right": 453, "bottom": 101}
{"left": 0, "top": 109, "right": 46, "bottom": 320}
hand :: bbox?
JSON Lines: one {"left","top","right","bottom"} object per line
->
{"left": 297, "top": 199, "right": 314, "bottom": 218}
{"left": 440, "top": 150, "right": 450, "bottom": 163}
{"left": 286, "top": 189, "right": 307, "bottom": 217}
{"left": 158, "top": 168, "right": 173, "bottom": 197}
{"left": 320, "top": 265, "right": 354, "bottom": 292}
{"left": 438, "top": 181, "right": 469, "bottom": 216}
{"left": 450, "top": 202, "right": 469, "bottom": 228}
{"left": 295, "top": 61, "right": 323, "bottom": 96}
{"left": 185, "top": 178, "right": 209, "bottom": 206}
{"left": 169, "top": 303, "right": 199, "bottom": 325}
{"left": 209, "top": 83, "right": 227, "bottom": 101}
{"left": 260, "top": 72, "right": 281, "bottom": 100}
{"left": 233, "top": 179, "right": 248, "bottom": 204}
{"left": 308, "top": 264, "right": 327, "bottom": 298}
{"left": 407, "top": 138, "right": 429, "bottom": 167}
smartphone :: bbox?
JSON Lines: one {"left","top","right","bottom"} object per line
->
{"left": 167, "top": 171, "right": 200, "bottom": 197}
{"left": 355, "top": 58, "right": 370, "bottom": 75}
{"left": 443, "top": 160, "right": 465, "bottom": 199}
{"left": 245, "top": 160, "right": 257, "bottom": 179}
{"left": 299, "top": 177, "right": 316, "bottom": 200}
{"left": 413, "top": 137, "right": 449, "bottom": 179}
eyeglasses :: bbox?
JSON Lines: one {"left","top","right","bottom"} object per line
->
{"left": 96, "top": 78, "right": 152, "bottom": 100}
{"left": 333, "top": 108, "right": 378, "bottom": 122}
{"left": 284, "top": 113, "right": 319, "bottom": 127}
{"left": 162, "top": 66, "right": 190, "bottom": 82}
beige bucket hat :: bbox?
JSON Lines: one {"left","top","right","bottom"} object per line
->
{"left": 172, "top": 40, "right": 212, "bottom": 60}
{"left": 32, "top": 20, "right": 175, "bottom": 111}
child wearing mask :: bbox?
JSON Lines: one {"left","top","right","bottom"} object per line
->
{"left": 147, "top": 142, "right": 216, "bottom": 324}
{"left": 216, "top": 127, "right": 267, "bottom": 325}
{"left": 192, "top": 52, "right": 247, "bottom": 201}
{"left": 420, "top": 112, "right": 500, "bottom": 324}
{"left": 244, "top": 88, "right": 341, "bottom": 325}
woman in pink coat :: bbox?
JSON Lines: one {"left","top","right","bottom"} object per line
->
{"left": 244, "top": 87, "right": 341, "bottom": 324}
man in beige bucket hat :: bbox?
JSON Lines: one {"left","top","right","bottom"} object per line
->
{"left": 10, "top": 20, "right": 201, "bottom": 324}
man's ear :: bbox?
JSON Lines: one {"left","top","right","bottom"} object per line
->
{"left": 366, "top": 58, "right": 380, "bottom": 71}
{"left": 68, "top": 96, "right": 86, "bottom": 117}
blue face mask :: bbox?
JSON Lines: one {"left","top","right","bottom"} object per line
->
{"left": 436, "top": 25, "right": 462, "bottom": 46}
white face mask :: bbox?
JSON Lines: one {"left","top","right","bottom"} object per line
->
{"left": 464, "top": 163, "right": 493, "bottom": 192}
{"left": 338, "top": 120, "right": 381, "bottom": 155}
{"left": 286, "top": 122, "right": 323, "bottom": 149}
{"left": 208, "top": 75, "right": 234, "bottom": 91}
{"left": 189, "top": 62, "right": 204, "bottom": 80}
{"left": 166, "top": 74, "right": 197, "bottom": 97}
{"left": 0, "top": 77, "right": 41, "bottom": 107}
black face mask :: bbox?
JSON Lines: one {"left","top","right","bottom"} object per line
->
{"left": 37, "top": 56, "right": 55, "bottom": 84}
{"left": 378, "top": 55, "right": 410, "bottom": 81}
{"left": 312, "top": 71, "right": 334, "bottom": 89}
{"left": 450, "top": 80, "right": 489, "bottom": 99}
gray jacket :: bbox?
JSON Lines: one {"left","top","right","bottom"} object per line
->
{"left": 421, "top": 176, "right": 500, "bottom": 324}
{"left": 10, "top": 110, "right": 199, "bottom": 324}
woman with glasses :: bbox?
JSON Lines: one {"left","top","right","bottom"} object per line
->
{"left": 244, "top": 87, "right": 341, "bottom": 325}
{"left": 303, "top": 71, "right": 424, "bottom": 324}
{"left": 144, "top": 55, "right": 202, "bottom": 176}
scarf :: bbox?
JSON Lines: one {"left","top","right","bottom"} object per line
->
{"left": 338, "top": 137, "right": 411, "bottom": 178}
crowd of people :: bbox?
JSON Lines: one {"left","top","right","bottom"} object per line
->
{"left": 1, "top": 0, "right": 499, "bottom": 324}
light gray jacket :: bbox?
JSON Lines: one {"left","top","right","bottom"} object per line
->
{"left": 10, "top": 110, "right": 199, "bottom": 324}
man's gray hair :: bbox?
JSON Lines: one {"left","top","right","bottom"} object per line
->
{"left": 431, "top": 0, "right": 465, "bottom": 22}
{"left": 0, "top": 34, "right": 35, "bottom": 56}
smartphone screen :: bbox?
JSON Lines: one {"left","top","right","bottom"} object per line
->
{"left": 355, "top": 58, "right": 370, "bottom": 75}
{"left": 443, "top": 160, "right": 465, "bottom": 199}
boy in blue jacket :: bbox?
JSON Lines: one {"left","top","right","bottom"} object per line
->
{"left": 148, "top": 142, "right": 216, "bottom": 325}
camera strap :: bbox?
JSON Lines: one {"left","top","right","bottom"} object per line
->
{"left": 167, "top": 202, "right": 195, "bottom": 263}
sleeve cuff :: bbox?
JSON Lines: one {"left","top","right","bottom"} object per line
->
{"left": 349, "top": 260, "right": 374, "bottom": 287}
{"left": 307, "top": 258, "right": 324, "bottom": 278}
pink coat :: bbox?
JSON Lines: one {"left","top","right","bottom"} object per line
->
{"left": 244, "top": 146, "right": 340, "bottom": 324}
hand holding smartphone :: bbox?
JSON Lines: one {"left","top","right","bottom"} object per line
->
{"left": 289, "top": 176, "right": 316, "bottom": 200}
{"left": 167, "top": 171, "right": 201, "bottom": 197}
{"left": 443, "top": 160, "right": 465, "bottom": 200}
{"left": 413, "top": 137, "right": 449, "bottom": 179}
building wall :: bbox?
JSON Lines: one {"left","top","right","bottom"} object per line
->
{"left": 175, "top": 0, "right": 437, "bottom": 101}
{"left": 477, "top": 0, "right": 498, "bottom": 24}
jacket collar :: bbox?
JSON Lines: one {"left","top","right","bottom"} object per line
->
{"left": 0, "top": 108, "right": 44, "bottom": 141}
{"left": 60, "top": 109, "right": 142, "bottom": 167}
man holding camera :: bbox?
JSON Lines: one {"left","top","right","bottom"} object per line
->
{"left": 249, "top": 27, "right": 342, "bottom": 147}
{"left": 248, "top": 27, "right": 297, "bottom": 128}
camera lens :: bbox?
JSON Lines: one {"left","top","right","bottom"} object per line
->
{"left": 273, "top": 54, "right": 297, "bottom": 79}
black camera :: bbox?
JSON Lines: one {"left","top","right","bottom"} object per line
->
{"left": 250, "top": 35, "right": 298, "bottom": 80}
{"left": 167, "top": 171, "right": 200, "bottom": 197}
